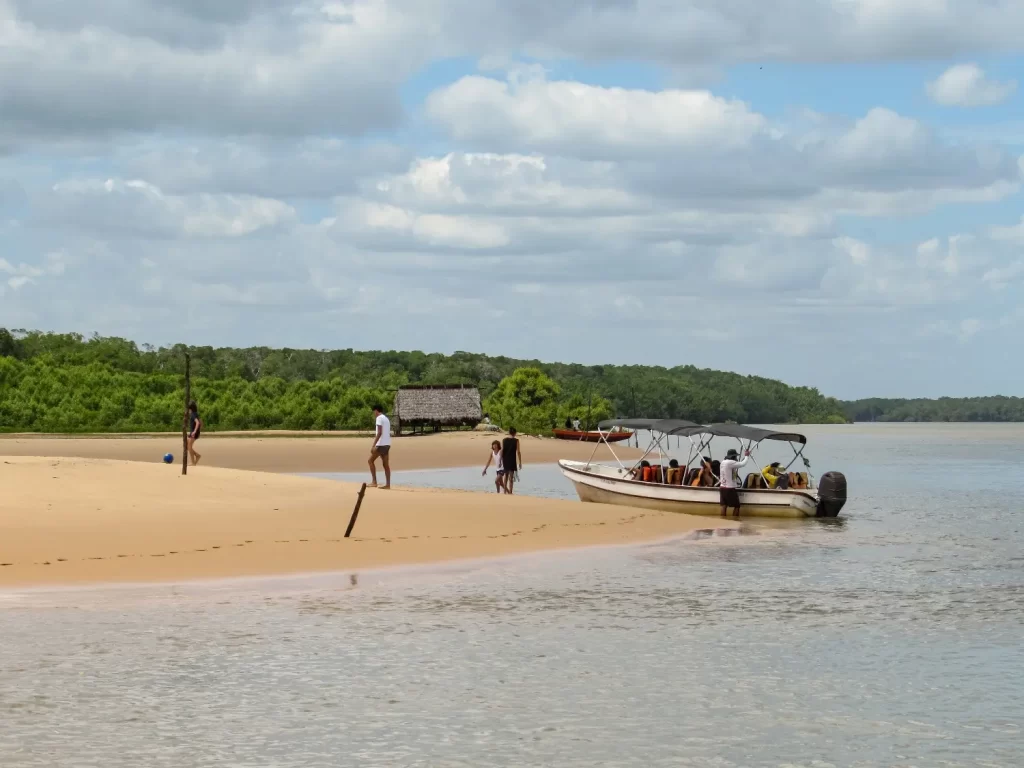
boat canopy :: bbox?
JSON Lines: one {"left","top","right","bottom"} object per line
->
{"left": 703, "top": 422, "right": 807, "bottom": 445}
{"left": 598, "top": 418, "right": 703, "bottom": 435}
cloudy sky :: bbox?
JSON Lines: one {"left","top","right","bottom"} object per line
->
{"left": 1, "top": 0, "right": 1022, "bottom": 399}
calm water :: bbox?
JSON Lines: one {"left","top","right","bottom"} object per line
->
{"left": 2, "top": 424, "right": 1023, "bottom": 767}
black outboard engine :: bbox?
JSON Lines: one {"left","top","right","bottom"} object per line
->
{"left": 815, "top": 472, "right": 847, "bottom": 517}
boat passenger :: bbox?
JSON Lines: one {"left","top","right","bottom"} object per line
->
{"left": 690, "top": 456, "right": 715, "bottom": 487}
{"left": 564, "top": 416, "right": 573, "bottom": 429}
{"left": 572, "top": 417, "right": 582, "bottom": 431}
{"left": 630, "top": 460, "right": 651, "bottom": 480}
{"left": 762, "top": 462, "right": 788, "bottom": 489}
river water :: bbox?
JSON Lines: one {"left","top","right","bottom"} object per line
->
{"left": 2, "top": 424, "right": 1022, "bottom": 767}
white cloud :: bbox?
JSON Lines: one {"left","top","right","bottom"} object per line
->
{"left": 39, "top": 179, "right": 296, "bottom": 238}
{"left": 426, "top": 75, "right": 766, "bottom": 156}
{"left": 927, "top": 63, "right": 1017, "bottom": 107}
{"left": 990, "top": 216, "right": 1024, "bottom": 243}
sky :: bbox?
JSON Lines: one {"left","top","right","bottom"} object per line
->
{"left": 1, "top": 1, "right": 1022, "bottom": 400}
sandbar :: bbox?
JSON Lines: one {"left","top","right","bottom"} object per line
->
{"left": 1, "top": 456, "right": 731, "bottom": 588}
{"left": 0, "top": 430, "right": 640, "bottom": 473}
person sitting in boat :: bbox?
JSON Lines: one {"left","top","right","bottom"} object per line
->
{"left": 690, "top": 456, "right": 716, "bottom": 487}
{"left": 564, "top": 416, "right": 573, "bottom": 429}
{"left": 762, "top": 462, "right": 790, "bottom": 489}
{"left": 572, "top": 417, "right": 582, "bottom": 431}
{"left": 630, "top": 460, "right": 651, "bottom": 480}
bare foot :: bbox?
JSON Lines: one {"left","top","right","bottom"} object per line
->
{"left": 369, "top": 483, "right": 378, "bottom": 488}
{"left": 381, "top": 485, "right": 391, "bottom": 490}
{"left": 193, "top": 455, "right": 201, "bottom": 466}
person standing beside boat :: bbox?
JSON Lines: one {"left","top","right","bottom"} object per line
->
{"left": 501, "top": 428, "right": 522, "bottom": 494}
{"left": 719, "top": 448, "right": 750, "bottom": 517}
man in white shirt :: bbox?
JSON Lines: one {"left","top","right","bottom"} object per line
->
{"left": 719, "top": 447, "right": 750, "bottom": 517}
{"left": 368, "top": 404, "right": 392, "bottom": 489}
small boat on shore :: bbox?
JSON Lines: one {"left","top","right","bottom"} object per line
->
{"left": 558, "top": 419, "right": 847, "bottom": 519}
{"left": 552, "top": 428, "right": 634, "bottom": 443}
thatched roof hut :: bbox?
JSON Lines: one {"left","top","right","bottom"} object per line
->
{"left": 393, "top": 384, "right": 482, "bottom": 433}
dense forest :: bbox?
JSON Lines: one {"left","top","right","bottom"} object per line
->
{"left": 0, "top": 329, "right": 849, "bottom": 433}
{"left": 842, "top": 397, "right": 1024, "bottom": 423}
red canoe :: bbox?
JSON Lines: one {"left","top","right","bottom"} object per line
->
{"left": 552, "top": 429, "right": 634, "bottom": 443}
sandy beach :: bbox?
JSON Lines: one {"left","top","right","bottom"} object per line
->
{"left": 0, "top": 430, "right": 639, "bottom": 473}
{"left": 0, "top": 456, "right": 730, "bottom": 588}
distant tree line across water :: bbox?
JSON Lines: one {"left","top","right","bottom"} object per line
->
{"left": 841, "top": 397, "right": 1024, "bottom": 423}
{"left": 0, "top": 329, "right": 854, "bottom": 433}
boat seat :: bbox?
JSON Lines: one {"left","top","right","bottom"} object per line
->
{"left": 744, "top": 472, "right": 768, "bottom": 489}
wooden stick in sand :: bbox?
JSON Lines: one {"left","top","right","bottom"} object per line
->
{"left": 344, "top": 483, "right": 368, "bottom": 538}
{"left": 182, "top": 352, "right": 190, "bottom": 477}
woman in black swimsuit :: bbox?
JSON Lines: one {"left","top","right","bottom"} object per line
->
{"left": 187, "top": 401, "right": 202, "bottom": 466}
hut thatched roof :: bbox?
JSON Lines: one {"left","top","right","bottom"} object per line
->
{"left": 393, "top": 385, "right": 482, "bottom": 426}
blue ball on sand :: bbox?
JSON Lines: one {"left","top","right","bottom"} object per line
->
{"left": 163, "top": 453, "right": 174, "bottom": 464}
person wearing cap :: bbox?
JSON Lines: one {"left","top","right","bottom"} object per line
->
{"left": 719, "top": 447, "right": 750, "bottom": 517}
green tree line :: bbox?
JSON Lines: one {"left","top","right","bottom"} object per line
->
{"left": 842, "top": 397, "right": 1024, "bottom": 422}
{"left": 0, "top": 328, "right": 850, "bottom": 432}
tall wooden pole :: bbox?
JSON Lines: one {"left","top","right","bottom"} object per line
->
{"left": 182, "top": 352, "right": 191, "bottom": 476}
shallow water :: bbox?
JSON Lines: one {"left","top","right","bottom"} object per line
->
{"left": 3, "top": 424, "right": 1023, "bottom": 767}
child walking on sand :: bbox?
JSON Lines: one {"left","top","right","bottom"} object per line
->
{"left": 482, "top": 440, "right": 506, "bottom": 493}
{"left": 187, "top": 401, "right": 202, "bottom": 466}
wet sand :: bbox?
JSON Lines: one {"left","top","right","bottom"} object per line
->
{"left": 0, "top": 456, "right": 728, "bottom": 588}
{"left": 0, "top": 430, "right": 639, "bottom": 473}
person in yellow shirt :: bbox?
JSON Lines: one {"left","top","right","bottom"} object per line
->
{"left": 762, "top": 462, "right": 789, "bottom": 489}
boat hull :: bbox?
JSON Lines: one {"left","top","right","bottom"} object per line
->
{"left": 559, "top": 460, "right": 819, "bottom": 519}
{"left": 552, "top": 429, "right": 634, "bottom": 443}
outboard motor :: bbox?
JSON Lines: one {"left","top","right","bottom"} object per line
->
{"left": 815, "top": 472, "right": 847, "bottom": 518}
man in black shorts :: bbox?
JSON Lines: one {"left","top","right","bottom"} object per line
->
{"left": 369, "top": 404, "right": 392, "bottom": 489}
{"left": 501, "top": 427, "right": 522, "bottom": 495}
{"left": 719, "top": 447, "right": 750, "bottom": 517}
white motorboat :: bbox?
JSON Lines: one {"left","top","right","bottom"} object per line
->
{"left": 558, "top": 418, "right": 848, "bottom": 519}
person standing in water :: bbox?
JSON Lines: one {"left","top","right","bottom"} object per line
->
{"left": 482, "top": 440, "right": 505, "bottom": 493}
{"left": 186, "top": 401, "right": 202, "bottom": 466}
{"left": 501, "top": 428, "right": 522, "bottom": 494}
{"left": 719, "top": 448, "right": 750, "bottom": 517}
{"left": 368, "top": 404, "right": 391, "bottom": 489}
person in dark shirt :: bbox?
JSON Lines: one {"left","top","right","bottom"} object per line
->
{"left": 187, "top": 401, "right": 202, "bottom": 466}
{"left": 501, "top": 428, "right": 522, "bottom": 494}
